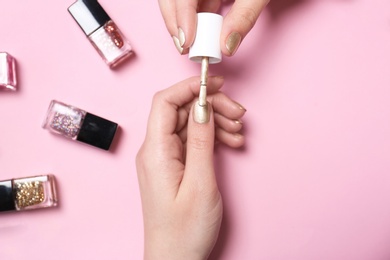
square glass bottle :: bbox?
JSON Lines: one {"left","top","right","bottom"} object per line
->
{"left": 0, "top": 175, "right": 57, "bottom": 212}
{"left": 0, "top": 52, "right": 17, "bottom": 91}
{"left": 68, "top": 0, "right": 133, "bottom": 68}
{"left": 42, "top": 100, "right": 118, "bottom": 151}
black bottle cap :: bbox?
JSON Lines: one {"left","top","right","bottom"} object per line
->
{"left": 0, "top": 180, "right": 15, "bottom": 212}
{"left": 68, "top": 0, "right": 111, "bottom": 36}
{"left": 76, "top": 112, "right": 118, "bottom": 150}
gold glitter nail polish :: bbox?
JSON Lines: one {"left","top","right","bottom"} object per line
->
{"left": 178, "top": 27, "right": 186, "bottom": 47}
{"left": 233, "top": 101, "right": 247, "bottom": 112}
{"left": 193, "top": 101, "right": 210, "bottom": 124}
{"left": 226, "top": 32, "right": 242, "bottom": 56}
{"left": 15, "top": 181, "right": 45, "bottom": 209}
{"left": 0, "top": 175, "right": 58, "bottom": 212}
{"left": 172, "top": 36, "right": 184, "bottom": 54}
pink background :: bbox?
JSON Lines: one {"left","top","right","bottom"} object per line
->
{"left": 1, "top": 0, "right": 390, "bottom": 259}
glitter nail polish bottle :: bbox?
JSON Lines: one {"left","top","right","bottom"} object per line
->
{"left": 68, "top": 0, "right": 133, "bottom": 68}
{"left": 42, "top": 100, "right": 118, "bottom": 151}
{"left": 0, "top": 175, "right": 57, "bottom": 212}
{"left": 0, "top": 52, "right": 17, "bottom": 91}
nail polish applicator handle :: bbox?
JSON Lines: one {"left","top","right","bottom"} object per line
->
{"left": 189, "top": 13, "right": 223, "bottom": 106}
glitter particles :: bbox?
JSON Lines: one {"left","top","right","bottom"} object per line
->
{"left": 50, "top": 112, "right": 83, "bottom": 138}
{"left": 43, "top": 100, "right": 86, "bottom": 139}
{"left": 15, "top": 181, "right": 45, "bottom": 209}
{"left": 0, "top": 175, "right": 57, "bottom": 212}
{"left": 104, "top": 21, "right": 124, "bottom": 48}
{"left": 42, "top": 100, "right": 118, "bottom": 150}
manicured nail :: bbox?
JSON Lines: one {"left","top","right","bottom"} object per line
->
{"left": 234, "top": 101, "right": 247, "bottom": 112}
{"left": 178, "top": 27, "right": 186, "bottom": 47}
{"left": 212, "top": 75, "right": 224, "bottom": 80}
{"left": 233, "top": 133, "right": 244, "bottom": 139}
{"left": 226, "top": 32, "right": 242, "bottom": 56}
{"left": 172, "top": 36, "right": 183, "bottom": 54}
{"left": 193, "top": 101, "right": 210, "bottom": 124}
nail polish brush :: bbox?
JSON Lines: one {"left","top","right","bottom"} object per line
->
{"left": 189, "top": 13, "right": 223, "bottom": 107}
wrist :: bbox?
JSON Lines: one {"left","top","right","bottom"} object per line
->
{"left": 144, "top": 234, "right": 208, "bottom": 260}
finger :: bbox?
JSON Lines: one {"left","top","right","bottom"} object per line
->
{"left": 178, "top": 125, "right": 241, "bottom": 148}
{"left": 158, "top": 0, "right": 178, "bottom": 36}
{"left": 158, "top": 0, "right": 187, "bottom": 54}
{"left": 147, "top": 76, "right": 224, "bottom": 139}
{"left": 181, "top": 101, "right": 217, "bottom": 191}
{"left": 208, "top": 93, "right": 247, "bottom": 120}
{"left": 216, "top": 128, "right": 245, "bottom": 148}
{"left": 221, "top": 0, "right": 269, "bottom": 56}
{"left": 175, "top": 107, "right": 190, "bottom": 133}
{"left": 214, "top": 113, "right": 243, "bottom": 133}
{"left": 177, "top": 125, "right": 188, "bottom": 144}
{"left": 198, "top": 0, "right": 221, "bottom": 13}
{"left": 174, "top": 89, "right": 246, "bottom": 132}
{"left": 175, "top": 0, "right": 199, "bottom": 49}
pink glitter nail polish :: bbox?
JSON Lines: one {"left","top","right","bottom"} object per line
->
{"left": 0, "top": 52, "right": 17, "bottom": 91}
{"left": 68, "top": 0, "right": 133, "bottom": 68}
{"left": 42, "top": 100, "right": 118, "bottom": 150}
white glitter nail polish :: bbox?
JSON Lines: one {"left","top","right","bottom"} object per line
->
{"left": 68, "top": 0, "right": 133, "bottom": 68}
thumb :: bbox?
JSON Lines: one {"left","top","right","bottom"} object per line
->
{"left": 182, "top": 101, "right": 216, "bottom": 189}
{"left": 221, "top": 0, "right": 269, "bottom": 56}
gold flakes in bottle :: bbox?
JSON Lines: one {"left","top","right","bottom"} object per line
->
{"left": 15, "top": 181, "right": 45, "bottom": 208}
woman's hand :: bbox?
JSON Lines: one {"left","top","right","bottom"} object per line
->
{"left": 136, "top": 76, "right": 246, "bottom": 259}
{"left": 158, "top": 0, "right": 270, "bottom": 56}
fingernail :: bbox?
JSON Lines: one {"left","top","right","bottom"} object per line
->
{"left": 178, "top": 27, "right": 186, "bottom": 47}
{"left": 234, "top": 119, "right": 243, "bottom": 124}
{"left": 172, "top": 36, "right": 183, "bottom": 54}
{"left": 234, "top": 133, "right": 244, "bottom": 139}
{"left": 226, "top": 32, "right": 242, "bottom": 56}
{"left": 234, "top": 101, "right": 247, "bottom": 112}
{"left": 193, "top": 101, "right": 210, "bottom": 124}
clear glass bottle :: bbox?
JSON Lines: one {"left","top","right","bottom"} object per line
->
{"left": 0, "top": 175, "right": 57, "bottom": 212}
{"left": 68, "top": 0, "right": 133, "bottom": 68}
{"left": 42, "top": 100, "right": 118, "bottom": 151}
{"left": 0, "top": 52, "right": 17, "bottom": 91}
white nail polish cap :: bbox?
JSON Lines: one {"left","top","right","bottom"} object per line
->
{"left": 189, "top": 13, "right": 223, "bottom": 64}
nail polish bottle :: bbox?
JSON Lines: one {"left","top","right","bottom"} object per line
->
{"left": 68, "top": 0, "right": 133, "bottom": 68}
{"left": 42, "top": 100, "right": 118, "bottom": 151}
{"left": 189, "top": 13, "right": 223, "bottom": 121}
{"left": 0, "top": 52, "right": 17, "bottom": 91}
{"left": 0, "top": 175, "right": 57, "bottom": 212}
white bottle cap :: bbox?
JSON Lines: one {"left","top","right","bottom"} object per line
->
{"left": 189, "top": 13, "right": 223, "bottom": 64}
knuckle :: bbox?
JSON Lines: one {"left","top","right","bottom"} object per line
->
{"left": 135, "top": 147, "right": 146, "bottom": 168}
{"left": 188, "top": 136, "right": 209, "bottom": 151}
{"left": 152, "top": 90, "right": 164, "bottom": 104}
{"left": 236, "top": 7, "right": 259, "bottom": 30}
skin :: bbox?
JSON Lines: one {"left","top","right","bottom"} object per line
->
{"left": 158, "top": 0, "right": 270, "bottom": 56}
{"left": 136, "top": 76, "right": 246, "bottom": 259}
